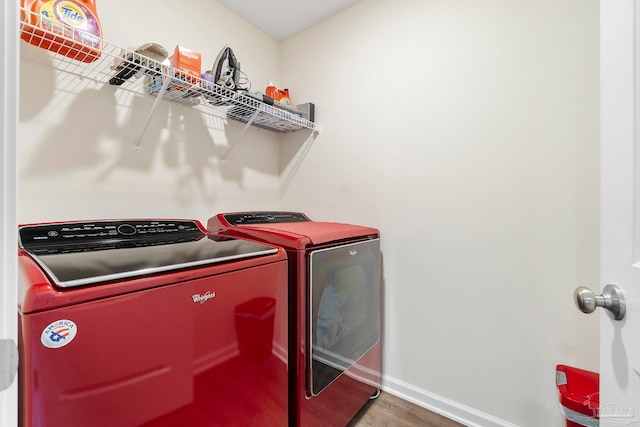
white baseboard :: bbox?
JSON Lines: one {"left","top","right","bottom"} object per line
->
{"left": 381, "top": 375, "right": 518, "bottom": 427}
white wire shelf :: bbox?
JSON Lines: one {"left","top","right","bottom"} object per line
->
{"left": 19, "top": 8, "right": 317, "bottom": 137}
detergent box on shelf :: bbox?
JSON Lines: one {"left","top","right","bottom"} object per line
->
{"left": 147, "top": 45, "right": 202, "bottom": 100}
{"left": 172, "top": 45, "right": 201, "bottom": 80}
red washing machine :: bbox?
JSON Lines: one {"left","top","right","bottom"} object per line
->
{"left": 18, "top": 219, "right": 288, "bottom": 427}
{"left": 208, "top": 212, "right": 382, "bottom": 427}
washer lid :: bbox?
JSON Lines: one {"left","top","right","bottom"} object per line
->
{"left": 19, "top": 220, "right": 278, "bottom": 288}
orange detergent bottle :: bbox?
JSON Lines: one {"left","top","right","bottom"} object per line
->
{"left": 266, "top": 82, "right": 293, "bottom": 106}
{"left": 21, "top": 0, "right": 103, "bottom": 63}
{"left": 20, "top": 0, "right": 34, "bottom": 25}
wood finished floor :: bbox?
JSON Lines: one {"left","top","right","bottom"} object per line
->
{"left": 347, "top": 391, "right": 465, "bottom": 427}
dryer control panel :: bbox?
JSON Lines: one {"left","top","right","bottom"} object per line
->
{"left": 223, "top": 212, "right": 310, "bottom": 225}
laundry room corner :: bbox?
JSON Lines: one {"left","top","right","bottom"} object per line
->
{"left": 11, "top": 0, "right": 603, "bottom": 425}
{"left": 280, "top": 0, "right": 600, "bottom": 425}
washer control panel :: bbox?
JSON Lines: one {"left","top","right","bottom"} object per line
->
{"left": 19, "top": 220, "right": 203, "bottom": 249}
{"left": 223, "top": 211, "right": 310, "bottom": 225}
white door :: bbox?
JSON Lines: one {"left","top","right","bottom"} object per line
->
{"left": 0, "top": 1, "right": 19, "bottom": 426}
{"left": 599, "top": 0, "right": 640, "bottom": 424}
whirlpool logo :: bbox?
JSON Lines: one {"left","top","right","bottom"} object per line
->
{"left": 192, "top": 291, "right": 216, "bottom": 304}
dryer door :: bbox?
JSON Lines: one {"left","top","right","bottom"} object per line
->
{"left": 308, "top": 238, "right": 381, "bottom": 396}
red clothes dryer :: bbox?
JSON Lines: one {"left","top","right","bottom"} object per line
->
{"left": 18, "top": 219, "right": 288, "bottom": 427}
{"left": 208, "top": 212, "right": 382, "bottom": 427}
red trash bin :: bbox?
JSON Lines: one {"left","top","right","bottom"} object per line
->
{"left": 556, "top": 364, "right": 599, "bottom": 427}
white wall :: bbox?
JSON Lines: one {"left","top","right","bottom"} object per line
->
{"left": 19, "top": 0, "right": 283, "bottom": 224}
{"left": 280, "top": 1, "right": 600, "bottom": 426}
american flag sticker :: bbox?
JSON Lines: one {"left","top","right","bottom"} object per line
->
{"left": 41, "top": 319, "right": 78, "bottom": 349}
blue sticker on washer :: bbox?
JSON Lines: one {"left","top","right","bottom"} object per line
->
{"left": 41, "top": 319, "right": 78, "bottom": 348}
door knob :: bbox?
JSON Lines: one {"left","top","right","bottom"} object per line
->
{"left": 574, "top": 284, "right": 626, "bottom": 321}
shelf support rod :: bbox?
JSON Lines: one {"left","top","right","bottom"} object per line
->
{"left": 220, "top": 108, "right": 261, "bottom": 163}
{"left": 134, "top": 72, "right": 171, "bottom": 152}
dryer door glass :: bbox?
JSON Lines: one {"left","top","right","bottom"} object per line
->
{"left": 308, "top": 238, "right": 381, "bottom": 396}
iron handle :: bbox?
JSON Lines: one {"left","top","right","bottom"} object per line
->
{"left": 574, "top": 284, "right": 626, "bottom": 321}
